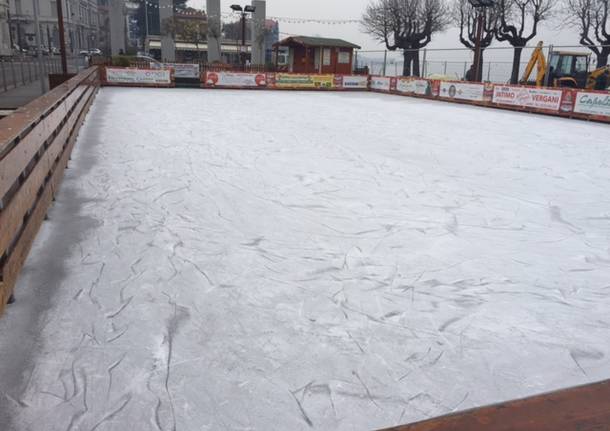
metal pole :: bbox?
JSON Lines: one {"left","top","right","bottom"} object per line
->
{"left": 33, "top": 0, "right": 47, "bottom": 93}
{"left": 463, "top": 61, "right": 467, "bottom": 79}
{"left": 473, "top": 11, "right": 484, "bottom": 82}
{"left": 443, "top": 60, "right": 447, "bottom": 75}
{"left": 422, "top": 48, "right": 427, "bottom": 77}
{"left": 1, "top": 62, "right": 7, "bottom": 91}
{"left": 241, "top": 12, "right": 246, "bottom": 67}
{"left": 487, "top": 61, "right": 491, "bottom": 82}
{"left": 20, "top": 60, "right": 25, "bottom": 85}
{"left": 11, "top": 60, "right": 16, "bottom": 88}
{"left": 56, "top": 0, "right": 68, "bottom": 74}
{"left": 382, "top": 50, "right": 387, "bottom": 76}
{"left": 543, "top": 44, "right": 553, "bottom": 87}
{"left": 144, "top": 0, "right": 149, "bottom": 53}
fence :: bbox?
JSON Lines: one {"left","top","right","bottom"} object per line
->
{"left": 0, "top": 67, "right": 100, "bottom": 313}
{"left": 355, "top": 44, "right": 610, "bottom": 83}
{"left": 0, "top": 56, "right": 85, "bottom": 94}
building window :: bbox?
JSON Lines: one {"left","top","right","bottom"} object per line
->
{"left": 323, "top": 48, "right": 331, "bottom": 66}
{"left": 15, "top": 0, "right": 22, "bottom": 15}
{"left": 338, "top": 51, "right": 350, "bottom": 64}
{"left": 50, "top": 1, "right": 57, "bottom": 18}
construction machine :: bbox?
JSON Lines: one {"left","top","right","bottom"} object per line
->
{"left": 520, "top": 41, "right": 610, "bottom": 90}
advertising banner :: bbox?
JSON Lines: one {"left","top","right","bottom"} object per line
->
{"left": 573, "top": 91, "right": 610, "bottom": 117}
{"left": 492, "top": 86, "right": 562, "bottom": 111}
{"left": 152, "top": 63, "right": 200, "bottom": 79}
{"left": 105, "top": 68, "right": 172, "bottom": 85}
{"left": 439, "top": 82, "right": 485, "bottom": 102}
{"left": 340, "top": 75, "right": 369, "bottom": 89}
{"left": 274, "top": 74, "right": 334, "bottom": 89}
{"left": 204, "top": 72, "right": 267, "bottom": 87}
{"left": 370, "top": 76, "right": 391, "bottom": 91}
{"left": 396, "top": 78, "right": 430, "bottom": 96}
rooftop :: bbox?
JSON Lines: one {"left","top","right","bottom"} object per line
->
{"left": 274, "top": 36, "right": 361, "bottom": 49}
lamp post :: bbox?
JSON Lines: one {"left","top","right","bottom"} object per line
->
{"left": 468, "top": 0, "right": 494, "bottom": 82}
{"left": 230, "top": 4, "right": 255, "bottom": 67}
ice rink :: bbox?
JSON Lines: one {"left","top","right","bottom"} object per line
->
{"left": 1, "top": 88, "right": 609, "bottom": 430}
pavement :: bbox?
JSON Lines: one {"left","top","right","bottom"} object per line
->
{"left": 0, "top": 80, "right": 48, "bottom": 109}
{"left": 0, "top": 57, "right": 86, "bottom": 110}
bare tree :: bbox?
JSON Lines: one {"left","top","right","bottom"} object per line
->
{"left": 565, "top": 0, "right": 610, "bottom": 68}
{"left": 362, "top": 0, "right": 450, "bottom": 76}
{"left": 453, "top": 0, "right": 499, "bottom": 80}
{"left": 496, "top": 0, "right": 554, "bottom": 83}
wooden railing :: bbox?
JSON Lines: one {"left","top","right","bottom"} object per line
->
{"left": 0, "top": 67, "right": 100, "bottom": 314}
{"left": 380, "top": 379, "right": 610, "bottom": 431}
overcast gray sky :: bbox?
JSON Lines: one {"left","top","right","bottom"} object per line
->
{"left": 189, "top": 0, "right": 583, "bottom": 61}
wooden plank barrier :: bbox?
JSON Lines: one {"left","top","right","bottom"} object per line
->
{"left": 0, "top": 67, "right": 100, "bottom": 315}
{"left": 379, "top": 379, "right": 610, "bottom": 431}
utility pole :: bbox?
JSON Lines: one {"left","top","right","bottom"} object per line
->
{"left": 144, "top": 0, "right": 148, "bottom": 53}
{"left": 32, "top": 0, "right": 46, "bottom": 92}
{"left": 56, "top": 0, "right": 68, "bottom": 74}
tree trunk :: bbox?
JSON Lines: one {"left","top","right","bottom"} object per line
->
{"left": 413, "top": 49, "right": 420, "bottom": 77}
{"left": 510, "top": 46, "right": 523, "bottom": 84}
{"left": 478, "top": 49, "right": 485, "bottom": 82}
{"left": 402, "top": 50, "right": 412, "bottom": 76}
{"left": 596, "top": 48, "right": 609, "bottom": 68}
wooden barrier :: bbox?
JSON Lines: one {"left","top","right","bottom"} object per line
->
{"left": 0, "top": 67, "right": 100, "bottom": 315}
{"left": 379, "top": 379, "right": 610, "bottom": 431}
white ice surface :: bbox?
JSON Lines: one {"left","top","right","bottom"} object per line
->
{"left": 1, "top": 88, "right": 610, "bottom": 430}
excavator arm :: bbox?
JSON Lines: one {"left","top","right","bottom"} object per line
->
{"left": 520, "top": 41, "right": 547, "bottom": 86}
{"left": 586, "top": 65, "right": 610, "bottom": 90}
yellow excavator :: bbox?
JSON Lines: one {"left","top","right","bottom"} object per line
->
{"left": 520, "top": 41, "right": 610, "bottom": 90}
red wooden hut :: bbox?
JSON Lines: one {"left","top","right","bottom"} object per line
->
{"left": 273, "top": 36, "right": 361, "bottom": 75}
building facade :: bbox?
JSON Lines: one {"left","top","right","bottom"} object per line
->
{"left": 9, "top": 0, "right": 99, "bottom": 53}
{"left": 0, "top": 0, "right": 10, "bottom": 56}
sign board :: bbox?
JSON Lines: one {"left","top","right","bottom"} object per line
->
{"left": 274, "top": 74, "right": 334, "bottom": 89}
{"left": 573, "top": 91, "right": 610, "bottom": 117}
{"left": 105, "top": 68, "right": 172, "bottom": 85}
{"left": 340, "top": 75, "right": 369, "bottom": 89}
{"left": 370, "top": 76, "right": 392, "bottom": 91}
{"left": 439, "top": 82, "right": 485, "bottom": 102}
{"left": 396, "top": 78, "right": 430, "bottom": 95}
{"left": 204, "top": 72, "right": 267, "bottom": 87}
{"left": 492, "top": 86, "right": 562, "bottom": 111}
{"left": 152, "top": 62, "right": 200, "bottom": 79}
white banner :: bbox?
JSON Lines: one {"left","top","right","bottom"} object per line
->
{"left": 439, "top": 82, "right": 485, "bottom": 101}
{"left": 573, "top": 91, "right": 610, "bottom": 117}
{"left": 396, "top": 78, "right": 429, "bottom": 95}
{"left": 105, "top": 68, "right": 171, "bottom": 84}
{"left": 152, "top": 63, "right": 199, "bottom": 79}
{"left": 341, "top": 75, "right": 369, "bottom": 89}
{"left": 493, "top": 86, "right": 562, "bottom": 111}
{"left": 370, "top": 76, "right": 391, "bottom": 91}
{"left": 205, "top": 72, "right": 267, "bottom": 87}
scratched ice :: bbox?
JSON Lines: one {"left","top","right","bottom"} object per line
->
{"left": 1, "top": 88, "right": 609, "bottom": 430}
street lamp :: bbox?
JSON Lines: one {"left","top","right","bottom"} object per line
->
{"left": 468, "top": 0, "right": 494, "bottom": 82}
{"left": 230, "top": 4, "right": 256, "bottom": 67}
